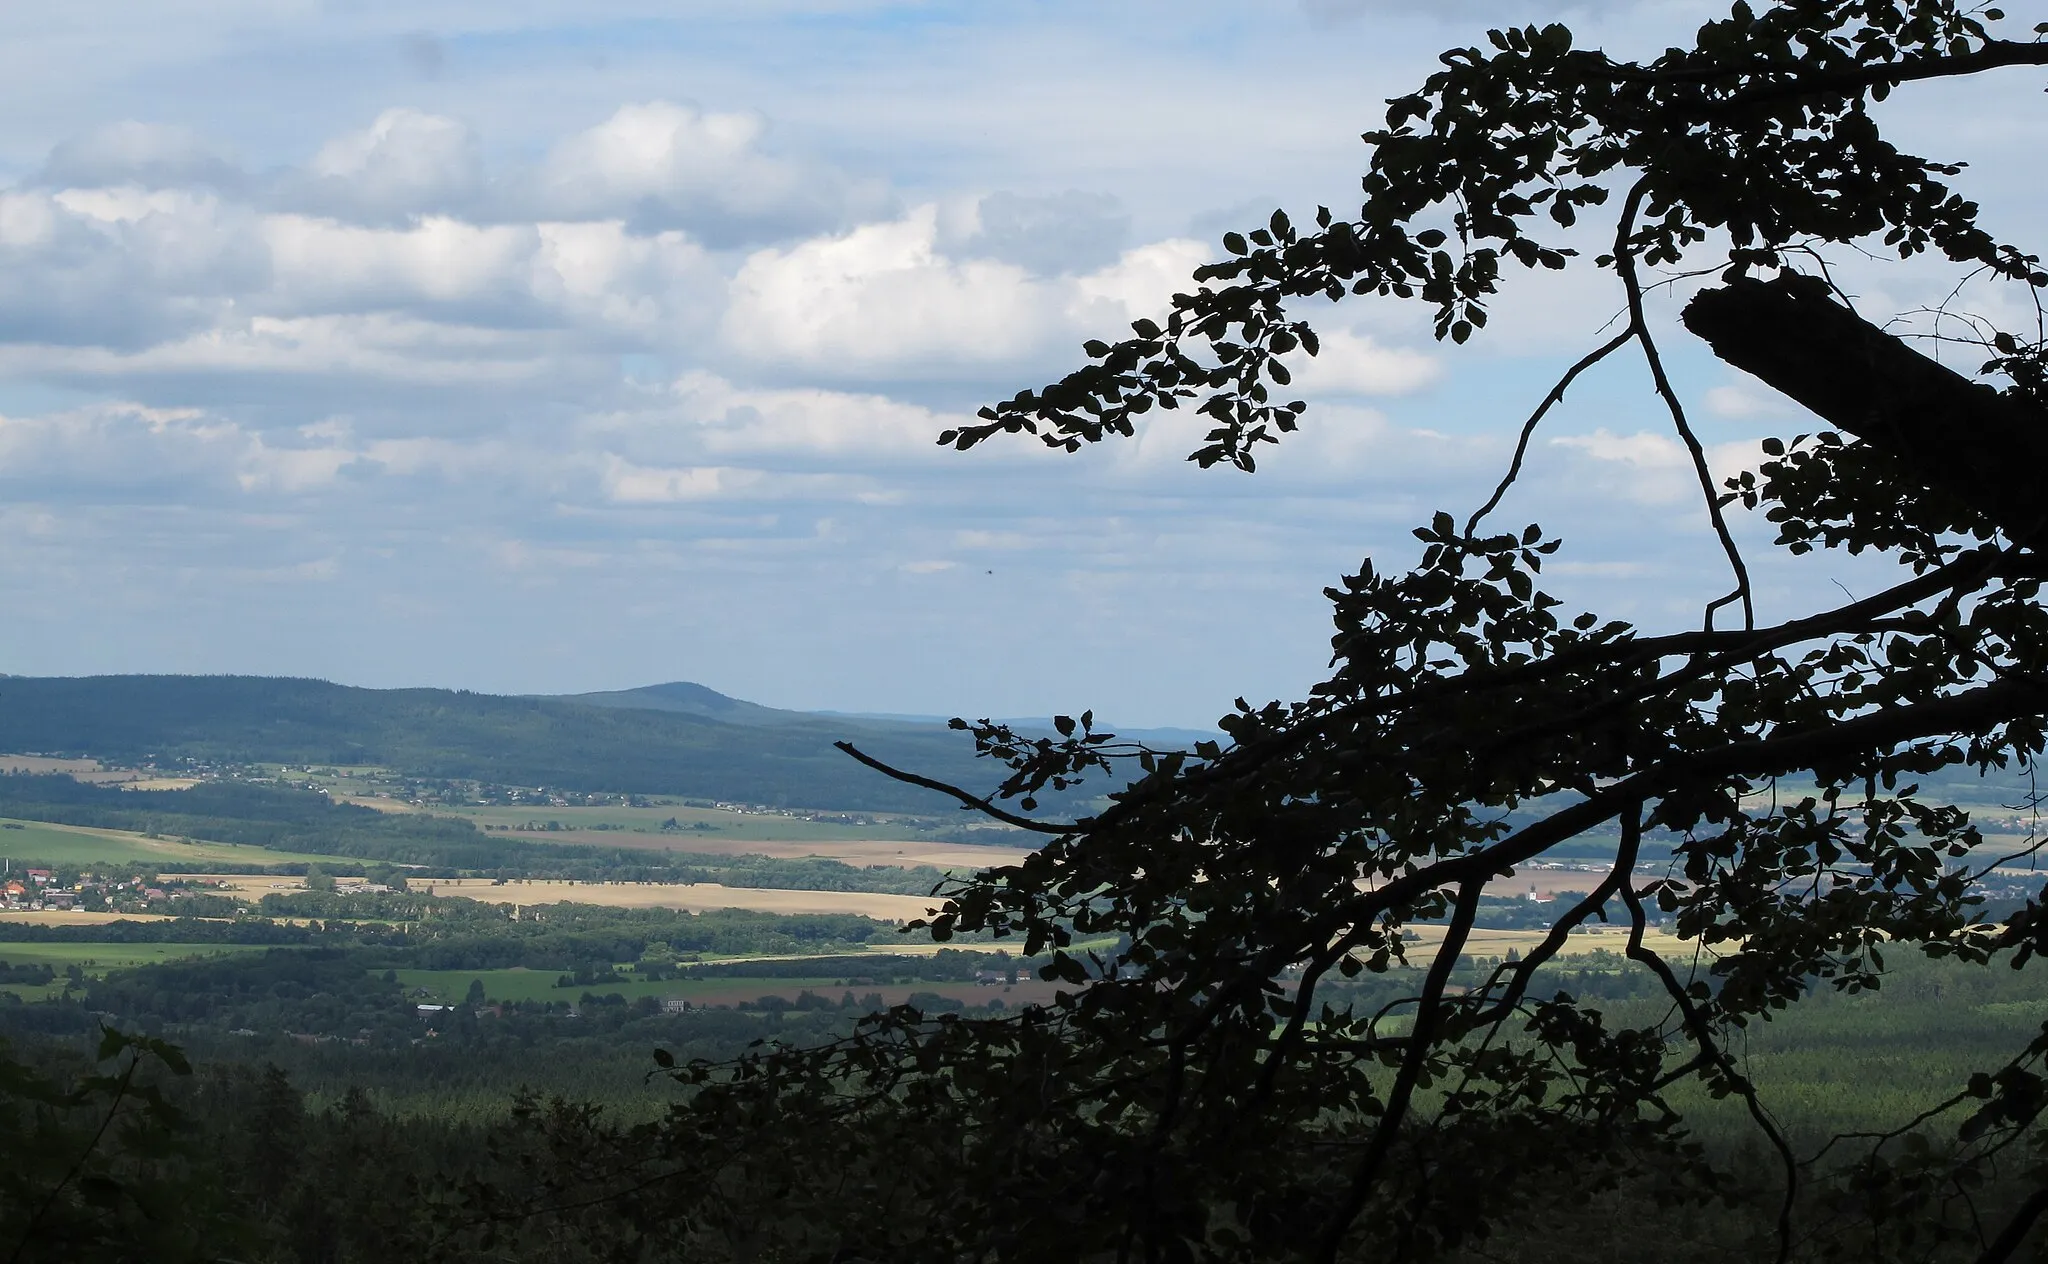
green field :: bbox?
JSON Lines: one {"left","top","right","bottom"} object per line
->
{"left": 391, "top": 967, "right": 1020, "bottom": 1010}
{"left": 0, "top": 817, "right": 349, "bottom": 869}
{"left": 0, "top": 941, "right": 270, "bottom": 1000}
{"left": 439, "top": 802, "right": 933, "bottom": 845}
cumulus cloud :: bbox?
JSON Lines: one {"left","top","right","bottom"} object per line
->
{"left": 534, "top": 102, "right": 886, "bottom": 244}
{"left": 1549, "top": 428, "right": 1763, "bottom": 506}
{"left": 721, "top": 204, "right": 1207, "bottom": 379}
{"left": 39, "top": 121, "right": 242, "bottom": 191}
{"left": 1283, "top": 328, "right": 1441, "bottom": 397}
{"left": 283, "top": 108, "right": 484, "bottom": 223}
{"left": 1301, "top": 0, "right": 1648, "bottom": 21}
{"left": 600, "top": 457, "right": 757, "bottom": 503}
{"left": 964, "top": 190, "right": 1130, "bottom": 276}
{"left": 0, "top": 187, "right": 264, "bottom": 349}
{"left": 1703, "top": 376, "right": 1804, "bottom": 421}
{"left": 0, "top": 402, "right": 307, "bottom": 496}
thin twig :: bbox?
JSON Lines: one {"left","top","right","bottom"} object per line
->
{"left": 1611, "top": 177, "right": 1754, "bottom": 631}
{"left": 833, "top": 741, "right": 1076, "bottom": 835}
{"left": 1466, "top": 325, "right": 1635, "bottom": 536}
{"left": 9, "top": 1054, "right": 139, "bottom": 1264}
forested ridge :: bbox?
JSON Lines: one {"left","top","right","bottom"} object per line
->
{"left": 0, "top": 674, "right": 1025, "bottom": 811}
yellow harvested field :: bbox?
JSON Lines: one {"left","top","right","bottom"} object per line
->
{"left": 0, "top": 754, "right": 142, "bottom": 784}
{"left": 333, "top": 795, "right": 412, "bottom": 813}
{"left": 1405, "top": 922, "right": 1698, "bottom": 960}
{"left": 203, "top": 874, "right": 945, "bottom": 921}
{"left": 1494, "top": 866, "right": 1649, "bottom": 899}
{"left": 0, "top": 909, "right": 181, "bottom": 926}
{"left": 0, "top": 755, "right": 101, "bottom": 775}
{"left": 120, "top": 778, "right": 204, "bottom": 791}
{"left": 639, "top": 838, "right": 1033, "bottom": 868}
{"left": 198, "top": 874, "right": 304, "bottom": 897}
{"left": 430, "top": 879, "right": 946, "bottom": 921}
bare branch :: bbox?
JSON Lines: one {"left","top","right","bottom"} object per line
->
{"left": 1614, "top": 178, "right": 1754, "bottom": 631}
{"left": 1466, "top": 324, "right": 1635, "bottom": 536}
{"left": 833, "top": 741, "right": 1077, "bottom": 835}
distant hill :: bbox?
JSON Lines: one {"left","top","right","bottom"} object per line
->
{"left": 562, "top": 682, "right": 1225, "bottom": 747}
{"left": 553, "top": 681, "right": 864, "bottom": 727}
{"left": 0, "top": 675, "right": 1049, "bottom": 813}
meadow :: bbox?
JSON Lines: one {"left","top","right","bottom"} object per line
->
{"left": 0, "top": 817, "right": 347, "bottom": 868}
{"left": 378, "top": 876, "right": 945, "bottom": 921}
{"left": 391, "top": 966, "right": 1060, "bottom": 1010}
{"left": 433, "top": 799, "right": 1030, "bottom": 853}
{"left": 0, "top": 940, "right": 270, "bottom": 1000}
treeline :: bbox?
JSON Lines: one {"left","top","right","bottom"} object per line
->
{"left": 0, "top": 903, "right": 897, "bottom": 959}
{"left": 11, "top": 949, "right": 2048, "bottom": 1261}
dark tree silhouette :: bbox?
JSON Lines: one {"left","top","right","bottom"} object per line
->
{"left": 479, "top": 5, "right": 2048, "bottom": 1262}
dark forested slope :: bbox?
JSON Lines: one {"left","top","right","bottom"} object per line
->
{"left": 0, "top": 675, "right": 1007, "bottom": 811}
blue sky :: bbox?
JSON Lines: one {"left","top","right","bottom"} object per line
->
{"left": 0, "top": 1, "right": 2041, "bottom": 727}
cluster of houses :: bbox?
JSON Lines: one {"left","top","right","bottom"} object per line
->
{"left": 2, "top": 868, "right": 88, "bottom": 911}
{"left": 0, "top": 867, "right": 213, "bottom": 914}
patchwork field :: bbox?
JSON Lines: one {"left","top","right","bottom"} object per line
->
{"left": 1405, "top": 921, "right": 1697, "bottom": 960}
{"left": 0, "top": 941, "right": 268, "bottom": 973}
{"left": 0, "top": 940, "right": 270, "bottom": 1000}
{"left": 393, "top": 966, "right": 1064, "bottom": 1010}
{"left": 205, "top": 873, "right": 945, "bottom": 921}
{"left": 0, "top": 754, "right": 139, "bottom": 783}
{"left": 0, "top": 817, "right": 346, "bottom": 868}
{"left": 420, "top": 877, "right": 945, "bottom": 921}
{"left": 323, "top": 796, "right": 1036, "bottom": 865}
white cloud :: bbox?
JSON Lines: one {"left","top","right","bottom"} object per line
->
{"left": 1283, "top": 328, "right": 1441, "bottom": 397}
{"left": 721, "top": 204, "right": 1208, "bottom": 379}
{"left": 1549, "top": 428, "right": 1764, "bottom": 507}
{"left": 965, "top": 190, "right": 1129, "bottom": 275}
{"left": 1, "top": 0, "right": 2005, "bottom": 727}
{"left": 601, "top": 456, "right": 755, "bottom": 503}
{"left": 264, "top": 214, "right": 540, "bottom": 312}
{"left": 535, "top": 101, "right": 884, "bottom": 243}
{"left": 0, "top": 313, "right": 565, "bottom": 387}
{"left": 721, "top": 206, "right": 1046, "bottom": 374}
{"left": 0, "top": 187, "right": 263, "bottom": 348}
{"left": 1703, "top": 379, "right": 1801, "bottom": 421}
{"left": 39, "top": 120, "right": 240, "bottom": 190}
{"left": 291, "top": 108, "right": 483, "bottom": 222}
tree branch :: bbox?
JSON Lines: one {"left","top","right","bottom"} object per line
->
{"left": 1684, "top": 274, "right": 2048, "bottom": 548}
{"left": 1975, "top": 1186, "right": 2048, "bottom": 1264}
{"left": 1614, "top": 178, "right": 1753, "bottom": 630}
{"left": 1316, "top": 879, "right": 1483, "bottom": 1264}
{"left": 1621, "top": 861, "right": 1798, "bottom": 1264}
{"left": 833, "top": 741, "right": 1077, "bottom": 835}
{"left": 1650, "top": 40, "right": 2048, "bottom": 118}
{"left": 1466, "top": 324, "right": 1634, "bottom": 536}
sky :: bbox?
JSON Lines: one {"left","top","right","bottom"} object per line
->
{"left": 0, "top": 1, "right": 2042, "bottom": 728}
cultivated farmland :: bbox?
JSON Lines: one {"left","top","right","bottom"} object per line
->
{"left": 0, "top": 817, "right": 348, "bottom": 868}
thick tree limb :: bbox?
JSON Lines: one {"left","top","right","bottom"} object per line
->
{"left": 1605, "top": 40, "right": 2048, "bottom": 117}
{"left": 1976, "top": 1186, "right": 2048, "bottom": 1264}
{"left": 1682, "top": 275, "right": 2048, "bottom": 546}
